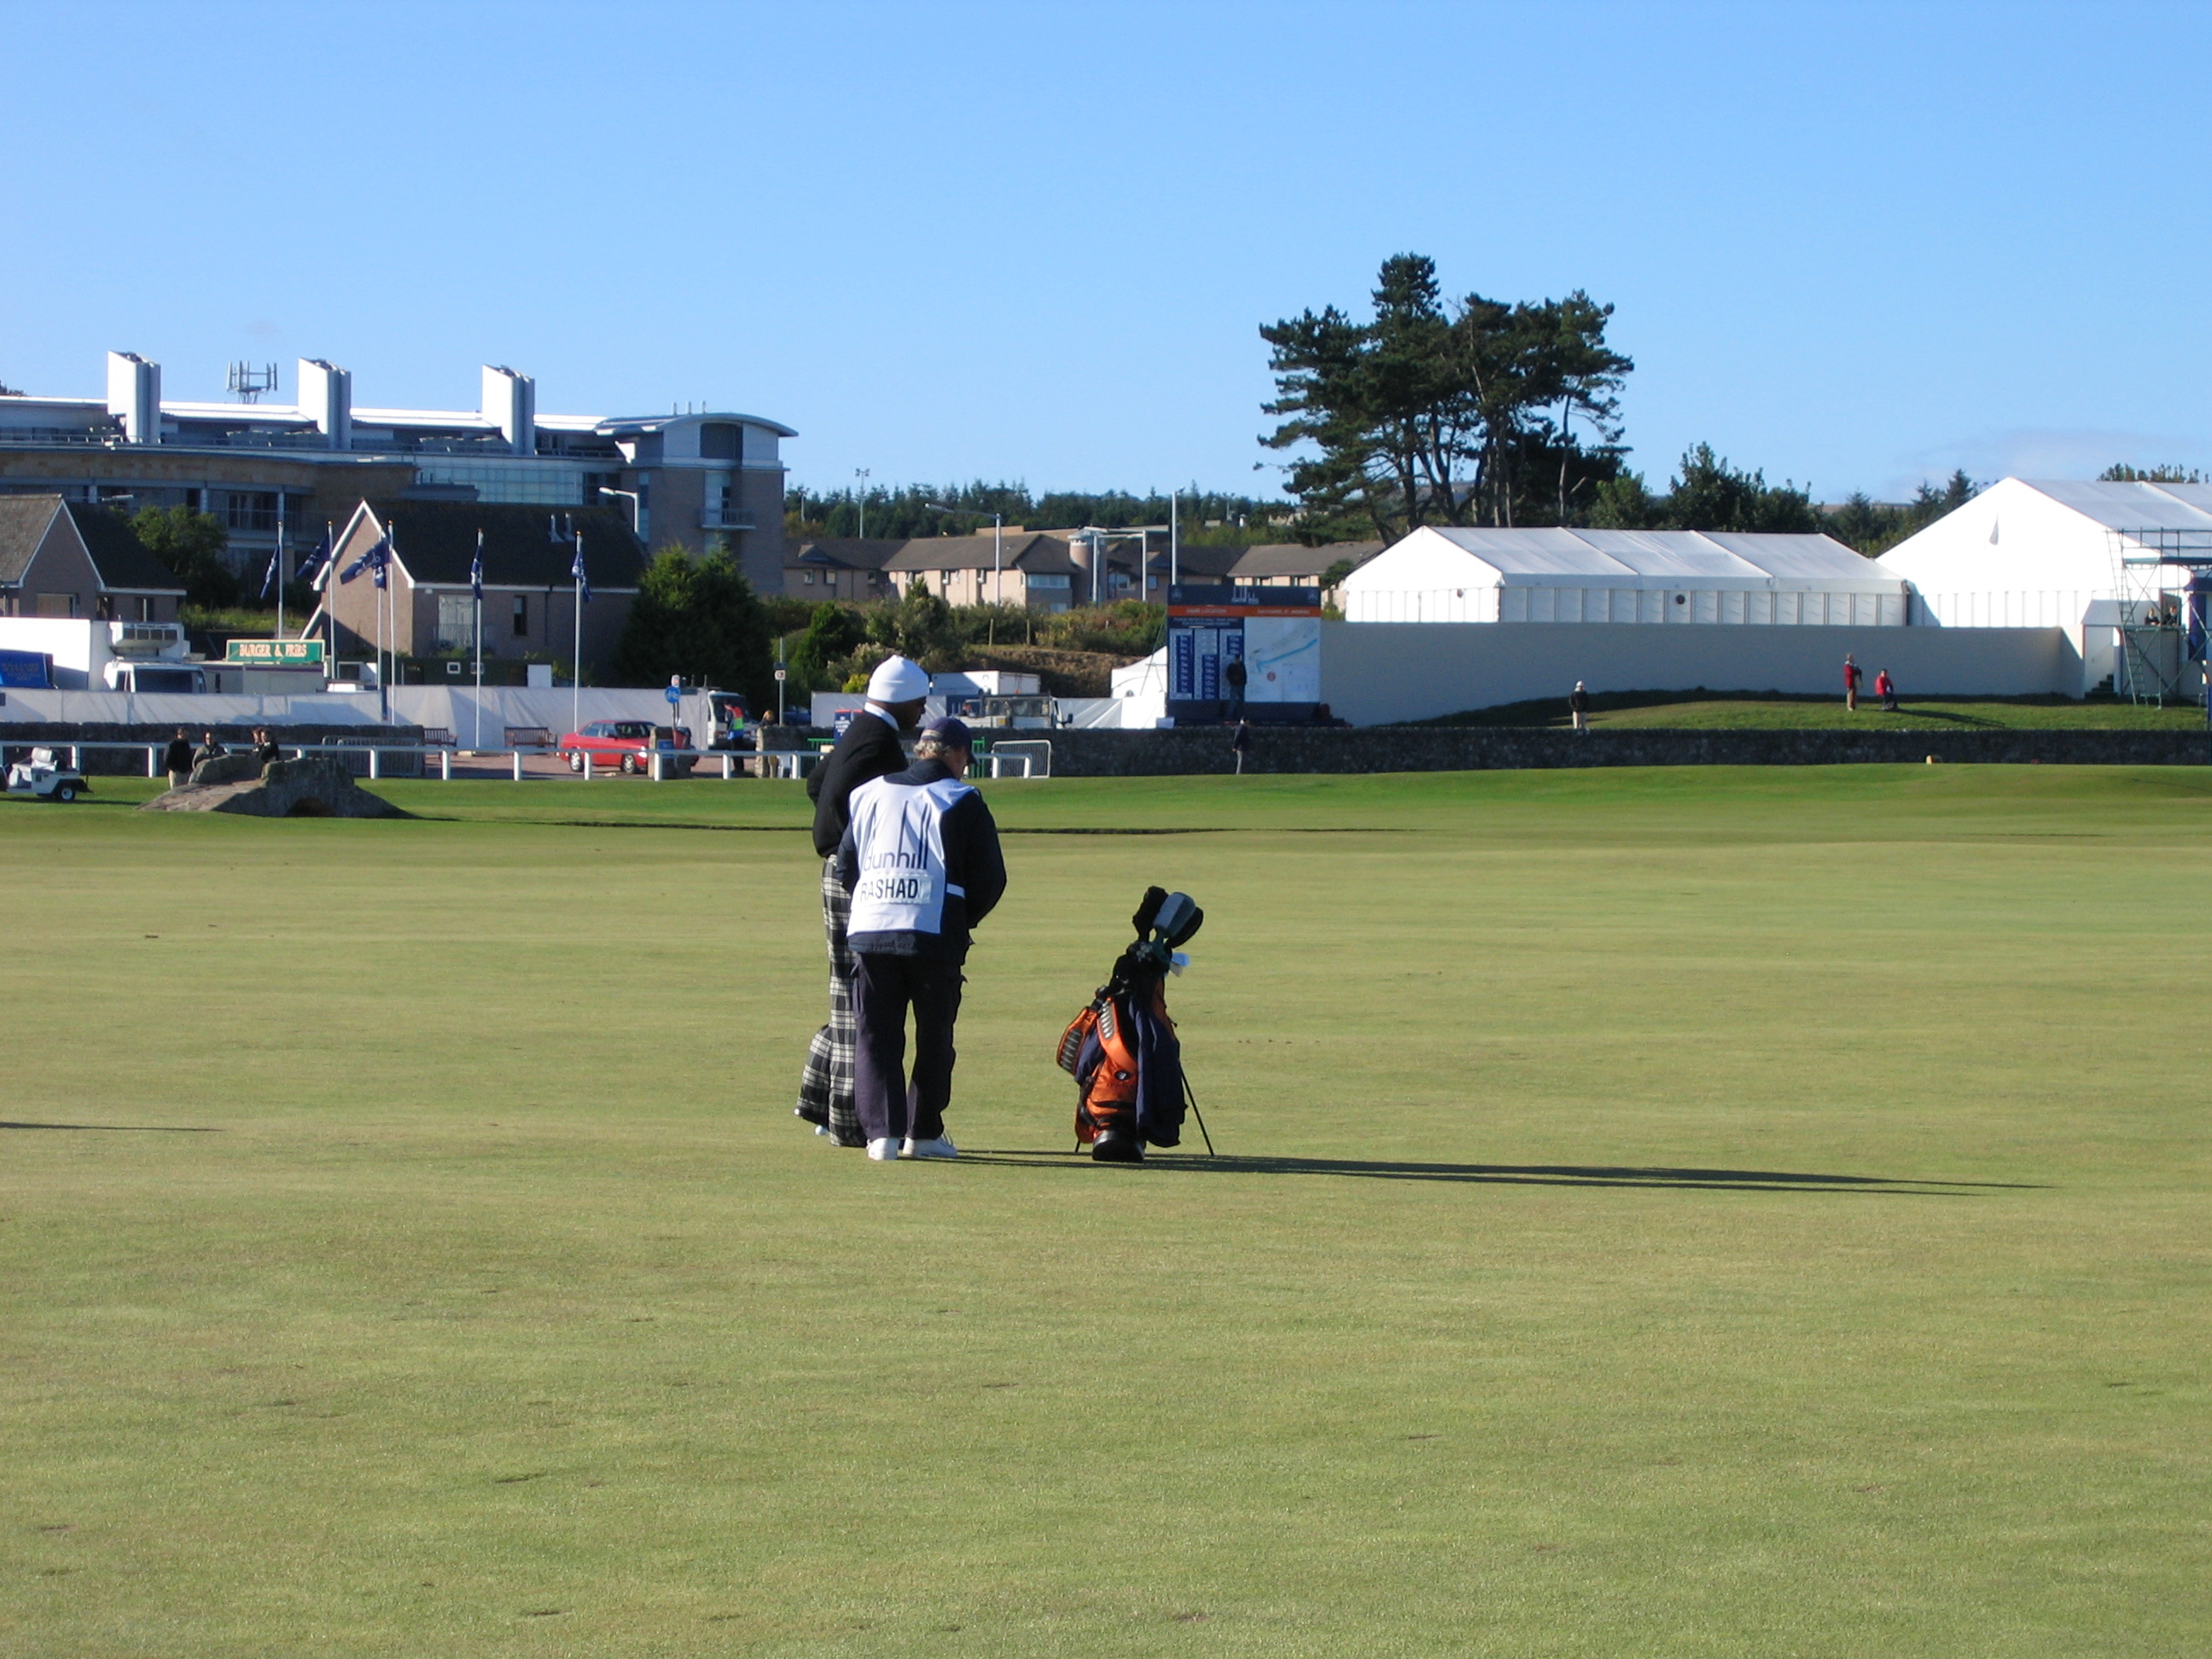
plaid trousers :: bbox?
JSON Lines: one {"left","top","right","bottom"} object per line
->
{"left": 795, "top": 856, "right": 863, "bottom": 1144}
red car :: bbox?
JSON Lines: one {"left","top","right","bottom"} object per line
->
{"left": 559, "top": 719, "right": 695, "bottom": 776}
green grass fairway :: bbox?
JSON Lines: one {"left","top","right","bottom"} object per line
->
{"left": 4, "top": 769, "right": 2209, "bottom": 1656}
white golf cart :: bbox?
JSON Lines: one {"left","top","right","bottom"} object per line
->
{"left": 5, "top": 748, "right": 90, "bottom": 803}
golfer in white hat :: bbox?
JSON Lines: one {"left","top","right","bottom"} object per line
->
{"left": 795, "top": 655, "right": 931, "bottom": 1144}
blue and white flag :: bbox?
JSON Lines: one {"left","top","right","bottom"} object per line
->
{"left": 571, "top": 542, "right": 591, "bottom": 604}
{"left": 296, "top": 528, "right": 334, "bottom": 590}
{"left": 259, "top": 544, "right": 281, "bottom": 601}
{"left": 339, "top": 534, "right": 390, "bottom": 585}
{"left": 471, "top": 530, "right": 484, "bottom": 602}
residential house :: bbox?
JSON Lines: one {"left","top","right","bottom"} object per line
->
{"left": 312, "top": 500, "right": 646, "bottom": 680}
{"left": 785, "top": 538, "right": 903, "bottom": 602}
{"left": 0, "top": 494, "right": 186, "bottom": 620}
{"left": 885, "top": 533, "right": 1081, "bottom": 611}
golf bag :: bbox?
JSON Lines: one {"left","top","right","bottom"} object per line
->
{"left": 1056, "top": 888, "right": 1207, "bottom": 1162}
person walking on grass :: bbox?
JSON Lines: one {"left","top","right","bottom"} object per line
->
{"left": 1875, "top": 668, "right": 1898, "bottom": 713}
{"left": 1569, "top": 680, "right": 1590, "bottom": 733}
{"left": 162, "top": 728, "right": 194, "bottom": 789}
{"left": 1843, "top": 655, "right": 1862, "bottom": 712}
{"left": 838, "top": 717, "right": 1006, "bottom": 1162}
{"left": 795, "top": 656, "right": 930, "bottom": 1147}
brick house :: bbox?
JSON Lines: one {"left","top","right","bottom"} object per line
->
{"left": 311, "top": 500, "right": 647, "bottom": 681}
{"left": 0, "top": 494, "right": 186, "bottom": 621}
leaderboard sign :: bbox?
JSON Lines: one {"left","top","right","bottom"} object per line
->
{"left": 1165, "top": 585, "right": 1322, "bottom": 722}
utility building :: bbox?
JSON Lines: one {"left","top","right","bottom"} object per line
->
{"left": 1341, "top": 527, "right": 1906, "bottom": 625}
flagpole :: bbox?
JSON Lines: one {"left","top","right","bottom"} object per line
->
{"left": 572, "top": 528, "right": 584, "bottom": 741}
{"left": 472, "top": 529, "right": 484, "bottom": 752}
{"left": 276, "top": 494, "right": 287, "bottom": 641}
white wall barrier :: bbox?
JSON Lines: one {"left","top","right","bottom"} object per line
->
{"left": 1318, "top": 621, "right": 2081, "bottom": 726}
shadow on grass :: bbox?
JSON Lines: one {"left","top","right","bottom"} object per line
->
{"left": 0, "top": 1121, "right": 218, "bottom": 1133}
{"left": 958, "top": 1150, "right": 2035, "bottom": 1193}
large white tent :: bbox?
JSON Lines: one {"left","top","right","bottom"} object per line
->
{"left": 1341, "top": 527, "right": 1907, "bottom": 626}
{"left": 1877, "top": 478, "right": 2212, "bottom": 628}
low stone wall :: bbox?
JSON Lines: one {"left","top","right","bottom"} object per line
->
{"left": 0, "top": 724, "right": 428, "bottom": 777}
{"left": 1039, "top": 726, "right": 2212, "bottom": 776}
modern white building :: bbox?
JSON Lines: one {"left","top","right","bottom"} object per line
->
{"left": 0, "top": 352, "right": 794, "bottom": 595}
{"left": 1341, "top": 526, "right": 1908, "bottom": 626}
{"left": 1877, "top": 478, "right": 2212, "bottom": 628}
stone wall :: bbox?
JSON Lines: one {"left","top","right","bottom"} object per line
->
{"left": 1035, "top": 725, "right": 2212, "bottom": 777}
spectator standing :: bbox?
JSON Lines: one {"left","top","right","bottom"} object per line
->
{"left": 795, "top": 656, "right": 930, "bottom": 1146}
{"left": 162, "top": 729, "right": 194, "bottom": 789}
{"left": 252, "top": 728, "right": 280, "bottom": 764}
{"left": 837, "top": 717, "right": 1006, "bottom": 1161}
{"left": 1224, "top": 655, "right": 1248, "bottom": 717}
{"left": 1569, "top": 681, "right": 1591, "bottom": 733}
{"left": 1843, "top": 655, "right": 1863, "bottom": 712}
{"left": 1875, "top": 668, "right": 1898, "bottom": 712}
{"left": 192, "top": 731, "right": 223, "bottom": 770}
{"left": 1231, "top": 719, "right": 1252, "bottom": 775}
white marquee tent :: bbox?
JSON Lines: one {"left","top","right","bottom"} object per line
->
{"left": 1877, "top": 478, "right": 2212, "bottom": 629}
{"left": 1341, "top": 527, "right": 1907, "bottom": 626}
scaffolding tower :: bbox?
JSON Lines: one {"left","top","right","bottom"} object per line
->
{"left": 2106, "top": 526, "right": 2212, "bottom": 706}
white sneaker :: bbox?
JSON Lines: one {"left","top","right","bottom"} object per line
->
{"left": 903, "top": 1136, "right": 958, "bottom": 1160}
{"left": 866, "top": 1138, "right": 901, "bottom": 1161}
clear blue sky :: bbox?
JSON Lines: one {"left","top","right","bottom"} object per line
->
{"left": 2, "top": 1, "right": 2204, "bottom": 504}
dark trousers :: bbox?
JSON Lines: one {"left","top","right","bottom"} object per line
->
{"left": 851, "top": 952, "right": 964, "bottom": 1143}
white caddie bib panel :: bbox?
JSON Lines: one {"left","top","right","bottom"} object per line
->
{"left": 846, "top": 775, "right": 975, "bottom": 937}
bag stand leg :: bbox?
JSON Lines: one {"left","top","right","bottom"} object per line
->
{"left": 1181, "top": 1074, "right": 1216, "bottom": 1156}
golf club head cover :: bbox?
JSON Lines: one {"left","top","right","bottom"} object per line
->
{"left": 1131, "top": 886, "right": 1169, "bottom": 940}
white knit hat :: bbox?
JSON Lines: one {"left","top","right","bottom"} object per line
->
{"left": 866, "top": 655, "right": 931, "bottom": 703}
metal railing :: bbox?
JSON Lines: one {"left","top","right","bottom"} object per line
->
{"left": 699, "top": 507, "right": 757, "bottom": 530}
{"left": 14, "top": 737, "right": 1053, "bottom": 785}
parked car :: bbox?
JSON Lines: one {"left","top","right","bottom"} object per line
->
{"left": 5, "top": 748, "right": 90, "bottom": 803}
{"left": 558, "top": 720, "right": 696, "bottom": 776}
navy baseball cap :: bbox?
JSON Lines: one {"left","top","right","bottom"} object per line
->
{"left": 918, "top": 716, "right": 973, "bottom": 748}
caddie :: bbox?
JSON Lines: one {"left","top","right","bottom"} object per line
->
{"left": 795, "top": 655, "right": 930, "bottom": 1145}
{"left": 835, "top": 717, "right": 1006, "bottom": 1161}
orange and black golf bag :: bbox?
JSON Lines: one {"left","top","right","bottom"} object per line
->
{"left": 1056, "top": 888, "right": 1213, "bottom": 1163}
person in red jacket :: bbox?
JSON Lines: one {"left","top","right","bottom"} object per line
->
{"left": 1842, "top": 655, "right": 1862, "bottom": 712}
{"left": 1874, "top": 667, "right": 1897, "bottom": 712}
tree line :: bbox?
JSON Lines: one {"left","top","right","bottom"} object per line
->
{"left": 1259, "top": 253, "right": 2010, "bottom": 555}
{"left": 783, "top": 480, "right": 1292, "bottom": 545}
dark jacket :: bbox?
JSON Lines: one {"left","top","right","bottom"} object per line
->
{"left": 836, "top": 759, "right": 1007, "bottom": 963}
{"left": 806, "top": 710, "right": 908, "bottom": 858}
{"left": 162, "top": 737, "right": 194, "bottom": 772}
{"left": 1568, "top": 687, "right": 1589, "bottom": 713}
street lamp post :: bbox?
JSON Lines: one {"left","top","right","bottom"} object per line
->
{"left": 597, "top": 486, "right": 642, "bottom": 538}
{"left": 924, "top": 504, "right": 1004, "bottom": 643}
{"left": 854, "top": 469, "right": 871, "bottom": 539}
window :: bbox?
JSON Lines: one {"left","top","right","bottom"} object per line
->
{"left": 512, "top": 596, "right": 528, "bottom": 637}
{"left": 35, "top": 592, "right": 78, "bottom": 618}
{"left": 699, "top": 422, "right": 742, "bottom": 461}
{"left": 803, "top": 570, "right": 815, "bottom": 585}
{"left": 224, "top": 492, "right": 280, "bottom": 533}
{"left": 435, "top": 593, "right": 474, "bottom": 653}
{"left": 136, "top": 597, "right": 154, "bottom": 622}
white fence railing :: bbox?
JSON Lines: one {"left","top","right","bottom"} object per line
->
{"left": 10, "top": 739, "right": 1055, "bottom": 784}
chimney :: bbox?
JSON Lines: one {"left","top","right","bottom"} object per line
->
{"left": 105, "top": 351, "right": 160, "bottom": 444}
{"left": 481, "top": 364, "right": 535, "bottom": 455}
{"left": 297, "top": 358, "right": 352, "bottom": 450}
